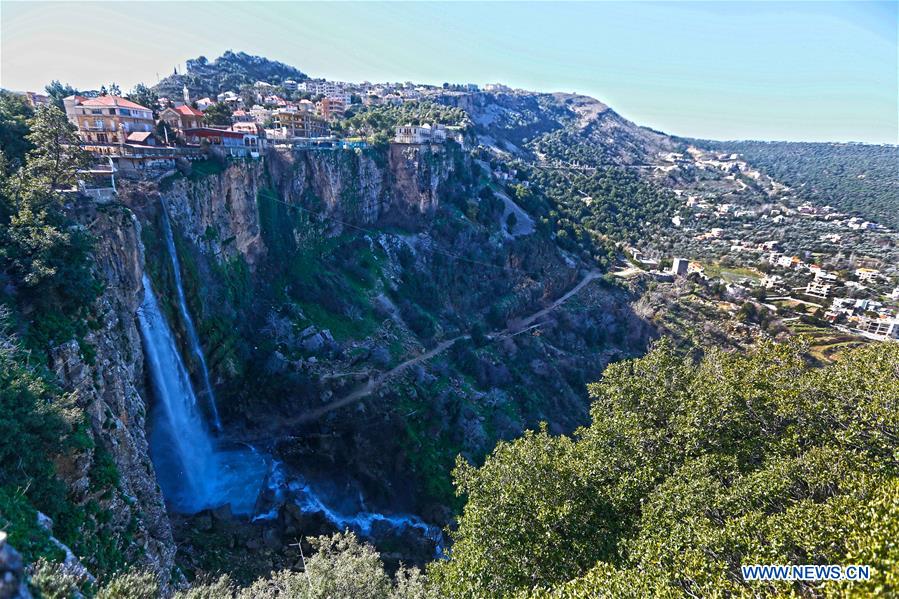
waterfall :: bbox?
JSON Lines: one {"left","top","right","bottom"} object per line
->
{"left": 138, "top": 275, "right": 266, "bottom": 515}
{"left": 158, "top": 204, "right": 222, "bottom": 431}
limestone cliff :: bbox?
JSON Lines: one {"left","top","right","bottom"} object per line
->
{"left": 49, "top": 201, "right": 176, "bottom": 584}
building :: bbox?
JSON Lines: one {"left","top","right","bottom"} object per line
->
{"left": 270, "top": 110, "right": 330, "bottom": 138}
{"left": 283, "top": 79, "right": 298, "bottom": 92}
{"left": 317, "top": 96, "right": 346, "bottom": 120}
{"left": 24, "top": 91, "right": 51, "bottom": 107}
{"left": 64, "top": 95, "right": 155, "bottom": 145}
{"left": 805, "top": 280, "right": 832, "bottom": 299}
{"left": 182, "top": 127, "right": 245, "bottom": 147}
{"left": 195, "top": 97, "right": 215, "bottom": 110}
{"left": 394, "top": 123, "right": 447, "bottom": 144}
{"left": 855, "top": 268, "right": 881, "bottom": 283}
{"left": 854, "top": 315, "right": 899, "bottom": 340}
{"left": 671, "top": 257, "right": 689, "bottom": 276}
{"left": 159, "top": 105, "right": 204, "bottom": 131}
{"left": 249, "top": 105, "right": 272, "bottom": 124}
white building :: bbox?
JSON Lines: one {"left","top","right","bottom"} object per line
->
{"left": 394, "top": 123, "right": 447, "bottom": 144}
{"left": 805, "top": 280, "right": 832, "bottom": 299}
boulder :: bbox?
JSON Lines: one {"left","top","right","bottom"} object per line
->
{"left": 0, "top": 532, "right": 29, "bottom": 599}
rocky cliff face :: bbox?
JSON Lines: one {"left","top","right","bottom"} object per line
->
{"left": 49, "top": 201, "right": 176, "bottom": 584}
{"left": 266, "top": 144, "right": 463, "bottom": 226}
{"left": 161, "top": 162, "right": 267, "bottom": 267}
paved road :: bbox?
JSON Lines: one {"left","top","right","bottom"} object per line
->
{"left": 244, "top": 269, "right": 602, "bottom": 436}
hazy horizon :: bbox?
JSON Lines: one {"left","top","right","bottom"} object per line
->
{"left": 2, "top": 1, "right": 896, "bottom": 144}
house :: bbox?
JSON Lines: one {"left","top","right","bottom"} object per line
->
{"left": 283, "top": 79, "right": 298, "bottom": 92}
{"left": 159, "top": 105, "right": 204, "bottom": 131}
{"left": 394, "top": 123, "right": 447, "bottom": 144}
{"left": 64, "top": 95, "right": 155, "bottom": 145}
{"left": 232, "top": 109, "right": 254, "bottom": 123}
{"left": 855, "top": 268, "right": 881, "bottom": 283}
{"left": 671, "top": 257, "right": 689, "bottom": 276}
{"left": 125, "top": 131, "right": 157, "bottom": 145}
{"left": 805, "top": 280, "right": 831, "bottom": 299}
{"left": 24, "top": 91, "right": 51, "bottom": 107}
{"left": 271, "top": 110, "right": 330, "bottom": 138}
{"left": 230, "top": 122, "right": 265, "bottom": 147}
{"left": 249, "top": 105, "right": 272, "bottom": 124}
{"left": 854, "top": 315, "right": 899, "bottom": 340}
{"left": 317, "top": 96, "right": 346, "bottom": 120}
{"left": 195, "top": 97, "right": 215, "bottom": 110}
{"left": 181, "top": 127, "right": 255, "bottom": 149}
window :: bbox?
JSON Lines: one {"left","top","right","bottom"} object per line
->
{"left": 120, "top": 108, "right": 131, "bottom": 116}
{"left": 91, "top": 109, "right": 102, "bottom": 115}
{"left": 95, "top": 119, "right": 103, "bottom": 129}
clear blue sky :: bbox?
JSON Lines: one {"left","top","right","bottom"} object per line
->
{"left": 2, "top": 1, "right": 896, "bottom": 143}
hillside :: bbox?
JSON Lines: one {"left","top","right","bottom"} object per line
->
{"left": 2, "top": 71, "right": 897, "bottom": 598}
{"left": 696, "top": 140, "right": 899, "bottom": 228}
{"left": 153, "top": 50, "right": 307, "bottom": 99}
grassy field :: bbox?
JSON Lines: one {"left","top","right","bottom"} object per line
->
{"left": 703, "top": 262, "right": 763, "bottom": 284}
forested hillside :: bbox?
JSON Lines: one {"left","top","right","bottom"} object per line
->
{"left": 698, "top": 140, "right": 899, "bottom": 228}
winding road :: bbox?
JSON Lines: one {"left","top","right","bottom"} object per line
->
{"left": 247, "top": 269, "right": 603, "bottom": 436}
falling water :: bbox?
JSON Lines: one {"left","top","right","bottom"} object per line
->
{"left": 158, "top": 203, "right": 222, "bottom": 431}
{"left": 138, "top": 275, "right": 266, "bottom": 515}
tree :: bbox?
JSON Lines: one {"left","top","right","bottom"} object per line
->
{"left": 203, "top": 102, "right": 233, "bottom": 126}
{"left": 126, "top": 83, "right": 159, "bottom": 115}
{"left": 25, "top": 104, "right": 90, "bottom": 190}
{"left": 431, "top": 339, "right": 899, "bottom": 598}
{"left": 0, "top": 92, "right": 35, "bottom": 166}
{"left": 44, "top": 80, "right": 78, "bottom": 109}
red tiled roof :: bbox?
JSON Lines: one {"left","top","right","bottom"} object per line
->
{"left": 175, "top": 105, "right": 204, "bottom": 117}
{"left": 75, "top": 95, "right": 151, "bottom": 111}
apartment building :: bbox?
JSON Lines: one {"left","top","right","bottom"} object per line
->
{"left": 64, "top": 95, "right": 154, "bottom": 144}
{"left": 271, "top": 110, "right": 330, "bottom": 138}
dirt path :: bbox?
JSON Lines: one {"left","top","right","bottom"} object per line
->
{"left": 251, "top": 270, "right": 602, "bottom": 434}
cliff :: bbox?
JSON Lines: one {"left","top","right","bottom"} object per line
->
{"left": 48, "top": 201, "right": 176, "bottom": 583}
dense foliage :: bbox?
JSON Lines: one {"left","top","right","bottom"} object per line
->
{"left": 0, "top": 104, "right": 99, "bottom": 347}
{"left": 153, "top": 50, "right": 307, "bottom": 100}
{"left": 429, "top": 339, "right": 899, "bottom": 597}
{"left": 339, "top": 101, "right": 470, "bottom": 144}
{"left": 699, "top": 140, "right": 899, "bottom": 228}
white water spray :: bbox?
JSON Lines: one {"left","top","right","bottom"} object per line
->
{"left": 139, "top": 275, "right": 265, "bottom": 514}
{"left": 158, "top": 203, "right": 222, "bottom": 431}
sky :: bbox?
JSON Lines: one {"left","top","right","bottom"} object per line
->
{"left": 1, "top": 1, "right": 896, "bottom": 143}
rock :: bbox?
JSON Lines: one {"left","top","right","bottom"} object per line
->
{"left": 262, "top": 528, "right": 282, "bottom": 550}
{"left": 193, "top": 511, "right": 213, "bottom": 532}
{"left": 0, "top": 532, "right": 29, "bottom": 599}
{"left": 371, "top": 346, "right": 391, "bottom": 367}
{"left": 320, "top": 329, "right": 334, "bottom": 343}
{"left": 212, "top": 504, "right": 234, "bottom": 523}
{"left": 302, "top": 333, "right": 324, "bottom": 353}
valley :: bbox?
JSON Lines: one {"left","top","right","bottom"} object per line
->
{"left": 0, "top": 47, "right": 896, "bottom": 598}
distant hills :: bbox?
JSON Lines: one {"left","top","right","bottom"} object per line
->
{"left": 698, "top": 140, "right": 899, "bottom": 228}
{"left": 153, "top": 50, "right": 307, "bottom": 100}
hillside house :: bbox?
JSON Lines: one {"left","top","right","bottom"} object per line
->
{"left": 159, "top": 105, "right": 204, "bottom": 131}
{"left": 271, "top": 110, "right": 329, "bottom": 138}
{"left": 394, "top": 123, "right": 447, "bottom": 144}
{"left": 64, "top": 95, "right": 154, "bottom": 145}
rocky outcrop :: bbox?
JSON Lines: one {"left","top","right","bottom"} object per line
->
{"left": 161, "top": 161, "right": 267, "bottom": 267}
{"left": 0, "top": 533, "right": 29, "bottom": 599}
{"left": 50, "top": 201, "right": 176, "bottom": 585}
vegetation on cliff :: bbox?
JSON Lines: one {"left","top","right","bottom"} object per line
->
{"left": 428, "top": 339, "right": 899, "bottom": 598}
